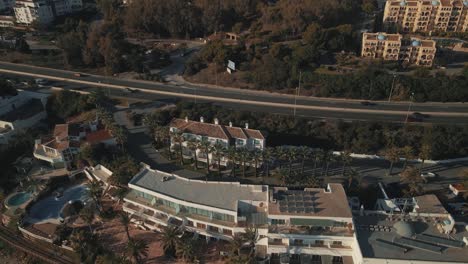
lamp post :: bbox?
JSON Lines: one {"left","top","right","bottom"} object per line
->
{"left": 388, "top": 74, "right": 397, "bottom": 102}
{"left": 293, "top": 71, "right": 302, "bottom": 117}
{"left": 405, "top": 92, "right": 415, "bottom": 124}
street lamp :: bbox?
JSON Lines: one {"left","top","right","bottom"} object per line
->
{"left": 405, "top": 92, "right": 415, "bottom": 124}
{"left": 293, "top": 71, "right": 302, "bottom": 117}
{"left": 388, "top": 74, "right": 397, "bottom": 102}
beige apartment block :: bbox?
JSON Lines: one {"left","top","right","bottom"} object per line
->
{"left": 383, "top": 0, "right": 468, "bottom": 33}
{"left": 361, "top": 32, "right": 436, "bottom": 66}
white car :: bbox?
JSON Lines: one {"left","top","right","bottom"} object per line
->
{"left": 421, "top": 172, "right": 437, "bottom": 181}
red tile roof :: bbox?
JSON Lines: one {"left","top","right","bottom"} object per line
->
{"left": 170, "top": 118, "right": 265, "bottom": 140}
{"left": 85, "top": 129, "right": 114, "bottom": 145}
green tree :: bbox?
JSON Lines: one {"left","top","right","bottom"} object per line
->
{"left": 161, "top": 225, "right": 181, "bottom": 257}
{"left": 176, "top": 238, "right": 197, "bottom": 263}
{"left": 125, "top": 239, "right": 149, "bottom": 264}
{"left": 384, "top": 146, "right": 400, "bottom": 175}
{"left": 120, "top": 212, "right": 131, "bottom": 241}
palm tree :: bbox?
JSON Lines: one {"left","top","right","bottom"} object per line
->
{"left": 198, "top": 139, "right": 212, "bottom": 174}
{"left": 113, "top": 125, "right": 128, "bottom": 150}
{"left": 274, "top": 146, "right": 286, "bottom": 169}
{"left": 79, "top": 205, "right": 95, "bottom": 232}
{"left": 297, "top": 146, "right": 311, "bottom": 175}
{"left": 227, "top": 147, "right": 239, "bottom": 177}
{"left": 323, "top": 150, "right": 334, "bottom": 177}
{"left": 418, "top": 143, "right": 432, "bottom": 173}
{"left": 262, "top": 147, "right": 273, "bottom": 177}
{"left": 384, "top": 146, "right": 400, "bottom": 176}
{"left": 161, "top": 225, "right": 181, "bottom": 257}
{"left": 401, "top": 146, "right": 414, "bottom": 170}
{"left": 170, "top": 130, "right": 185, "bottom": 165}
{"left": 70, "top": 229, "right": 100, "bottom": 262}
{"left": 313, "top": 149, "right": 324, "bottom": 176}
{"left": 120, "top": 212, "right": 131, "bottom": 241}
{"left": 211, "top": 143, "right": 226, "bottom": 177}
{"left": 285, "top": 147, "right": 298, "bottom": 177}
{"left": 238, "top": 148, "right": 250, "bottom": 178}
{"left": 114, "top": 187, "right": 128, "bottom": 204}
{"left": 228, "top": 233, "right": 245, "bottom": 257}
{"left": 86, "top": 180, "right": 103, "bottom": 211}
{"left": 251, "top": 149, "right": 263, "bottom": 178}
{"left": 242, "top": 227, "right": 258, "bottom": 256}
{"left": 187, "top": 139, "right": 200, "bottom": 169}
{"left": 347, "top": 169, "right": 361, "bottom": 190}
{"left": 176, "top": 238, "right": 197, "bottom": 263}
{"left": 125, "top": 239, "right": 149, "bottom": 264}
{"left": 341, "top": 150, "right": 352, "bottom": 176}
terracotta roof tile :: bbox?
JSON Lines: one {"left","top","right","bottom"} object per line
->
{"left": 170, "top": 118, "right": 265, "bottom": 141}
{"left": 85, "top": 129, "right": 114, "bottom": 145}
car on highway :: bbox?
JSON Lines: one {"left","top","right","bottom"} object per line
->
{"left": 406, "top": 112, "right": 430, "bottom": 122}
{"left": 421, "top": 172, "right": 437, "bottom": 182}
{"left": 360, "top": 101, "right": 376, "bottom": 106}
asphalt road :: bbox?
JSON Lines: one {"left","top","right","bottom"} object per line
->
{"left": 1, "top": 61, "right": 467, "bottom": 124}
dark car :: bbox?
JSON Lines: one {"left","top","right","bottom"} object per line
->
{"left": 406, "top": 112, "right": 430, "bottom": 122}
{"left": 360, "top": 101, "right": 376, "bottom": 106}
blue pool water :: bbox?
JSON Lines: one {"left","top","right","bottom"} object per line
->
{"left": 7, "top": 192, "right": 31, "bottom": 206}
{"left": 27, "top": 185, "right": 89, "bottom": 222}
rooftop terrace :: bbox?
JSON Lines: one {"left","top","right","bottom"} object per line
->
{"left": 129, "top": 166, "right": 269, "bottom": 212}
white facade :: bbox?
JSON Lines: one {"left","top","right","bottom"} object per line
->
{"left": 13, "top": 0, "right": 82, "bottom": 25}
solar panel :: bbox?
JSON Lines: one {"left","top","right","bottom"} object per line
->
{"left": 296, "top": 202, "right": 304, "bottom": 207}
{"left": 416, "top": 234, "right": 465, "bottom": 248}
{"left": 394, "top": 237, "right": 443, "bottom": 254}
{"left": 279, "top": 206, "right": 287, "bottom": 212}
{"left": 375, "top": 239, "right": 408, "bottom": 253}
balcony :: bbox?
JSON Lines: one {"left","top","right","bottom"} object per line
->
{"left": 268, "top": 225, "right": 353, "bottom": 237}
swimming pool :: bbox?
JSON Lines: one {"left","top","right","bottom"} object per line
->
{"left": 27, "top": 184, "right": 89, "bottom": 222}
{"left": 6, "top": 192, "right": 32, "bottom": 207}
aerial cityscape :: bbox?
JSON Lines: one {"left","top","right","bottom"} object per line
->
{"left": 0, "top": 0, "right": 467, "bottom": 264}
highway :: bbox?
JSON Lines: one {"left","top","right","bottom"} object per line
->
{"left": 0, "top": 61, "right": 467, "bottom": 124}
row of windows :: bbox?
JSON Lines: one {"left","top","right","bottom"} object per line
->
{"left": 134, "top": 190, "right": 235, "bottom": 223}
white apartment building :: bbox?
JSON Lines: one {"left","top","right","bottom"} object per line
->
{"left": 14, "top": 0, "right": 82, "bottom": 25}
{"left": 169, "top": 117, "right": 266, "bottom": 165}
{"left": 123, "top": 165, "right": 360, "bottom": 264}
{"left": 383, "top": 0, "right": 468, "bottom": 33}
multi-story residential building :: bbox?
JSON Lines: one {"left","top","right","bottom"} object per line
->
{"left": 33, "top": 121, "right": 115, "bottom": 168}
{"left": 123, "top": 165, "right": 269, "bottom": 239}
{"left": 0, "top": 90, "right": 48, "bottom": 144}
{"left": 266, "top": 186, "right": 359, "bottom": 264}
{"left": 14, "top": 0, "right": 82, "bottom": 25}
{"left": 123, "top": 165, "right": 361, "bottom": 263}
{"left": 361, "top": 32, "right": 437, "bottom": 66}
{"left": 169, "top": 117, "right": 266, "bottom": 165}
{"left": 383, "top": 0, "right": 468, "bottom": 33}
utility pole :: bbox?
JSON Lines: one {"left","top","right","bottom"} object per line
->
{"left": 294, "top": 71, "right": 302, "bottom": 117}
{"left": 215, "top": 62, "right": 218, "bottom": 86}
{"left": 405, "top": 92, "right": 415, "bottom": 124}
{"left": 388, "top": 74, "right": 397, "bottom": 102}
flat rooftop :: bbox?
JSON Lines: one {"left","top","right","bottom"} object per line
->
{"left": 268, "top": 184, "right": 352, "bottom": 218}
{"left": 355, "top": 214, "right": 468, "bottom": 263}
{"left": 129, "top": 166, "right": 269, "bottom": 212}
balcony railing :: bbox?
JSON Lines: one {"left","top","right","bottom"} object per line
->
{"left": 268, "top": 225, "right": 353, "bottom": 237}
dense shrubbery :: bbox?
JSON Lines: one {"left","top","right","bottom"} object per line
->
{"left": 303, "top": 66, "right": 468, "bottom": 102}
{"left": 46, "top": 90, "right": 95, "bottom": 121}
{"left": 166, "top": 102, "right": 468, "bottom": 160}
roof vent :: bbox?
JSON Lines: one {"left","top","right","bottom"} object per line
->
{"left": 229, "top": 121, "right": 233, "bottom": 127}
{"left": 214, "top": 118, "right": 219, "bottom": 125}
{"left": 162, "top": 176, "right": 170, "bottom": 182}
{"left": 245, "top": 123, "right": 249, "bottom": 129}
{"left": 200, "top": 116, "right": 204, "bottom": 123}
{"left": 185, "top": 116, "right": 189, "bottom": 122}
